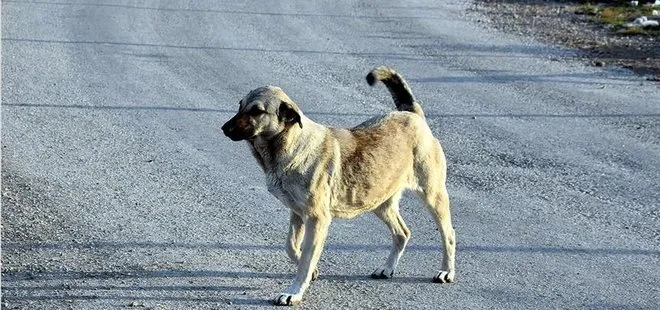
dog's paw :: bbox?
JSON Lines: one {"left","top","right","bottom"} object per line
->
{"left": 274, "top": 293, "right": 302, "bottom": 306}
{"left": 311, "top": 267, "right": 319, "bottom": 281}
{"left": 432, "top": 271, "right": 455, "bottom": 283}
{"left": 370, "top": 267, "right": 395, "bottom": 279}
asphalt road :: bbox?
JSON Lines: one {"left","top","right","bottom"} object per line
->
{"left": 2, "top": 0, "right": 659, "bottom": 309}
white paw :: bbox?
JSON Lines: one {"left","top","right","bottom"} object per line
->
{"left": 370, "top": 266, "right": 395, "bottom": 279}
{"left": 433, "top": 270, "right": 455, "bottom": 283}
{"left": 274, "top": 293, "right": 302, "bottom": 306}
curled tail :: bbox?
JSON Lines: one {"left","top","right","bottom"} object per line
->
{"left": 366, "top": 66, "right": 424, "bottom": 117}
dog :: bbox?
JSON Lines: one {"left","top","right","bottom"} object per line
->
{"left": 222, "top": 66, "right": 456, "bottom": 306}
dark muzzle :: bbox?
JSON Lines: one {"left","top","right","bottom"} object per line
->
{"left": 222, "top": 116, "right": 253, "bottom": 141}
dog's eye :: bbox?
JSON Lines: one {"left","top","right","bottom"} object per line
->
{"left": 247, "top": 108, "right": 266, "bottom": 116}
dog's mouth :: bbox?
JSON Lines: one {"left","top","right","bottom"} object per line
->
{"left": 222, "top": 125, "right": 256, "bottom": 141}
{"left": 223, "top": 129, "right": 253, "bottom": 141}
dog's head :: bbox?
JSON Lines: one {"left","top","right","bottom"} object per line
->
{"left": 222, "top": 86, "right": 303, "bottom": 141}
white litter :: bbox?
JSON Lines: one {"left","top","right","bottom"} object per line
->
{"left": 625, "top": 16, "right": 660, "bottom": 27}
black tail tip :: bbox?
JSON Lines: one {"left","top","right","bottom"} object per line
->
{"left": 366, "top": 72, "right": 377, "bottom": 86}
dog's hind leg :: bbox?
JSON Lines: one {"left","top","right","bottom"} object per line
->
{"left": 419, "top": 173, "right": 456, "bottom": 283}
{"left": 285, "top": 211, "right": 319, "bottom": 281}
{"left": 371, "top": 192, "right": 411, "bottom": 279}
{"left": 424, "top": 186, "right": 456, "bottom": 283}
{"left": 416, "top": 145, "right": 456, "bottom": 283}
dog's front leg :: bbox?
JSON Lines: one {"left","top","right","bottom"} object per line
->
{"left": 275, "top": 213, "right": 330, "bottom": 306}
{"left": 285, "top": 211, "right": 304, "bottom": 263}
{"left": 285, "top": 211, "right": 320, "bottom": 281}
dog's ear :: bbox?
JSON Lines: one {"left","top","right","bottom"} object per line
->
{"left": 279, "top": 100, "right": 302, "bottom": 128}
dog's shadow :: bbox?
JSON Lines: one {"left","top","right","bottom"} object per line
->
{"left": 7, "top": 241, "right": 654, "bottom": 305}
{"left": 1, "top": 268, "right": 432, "bottom": 305}
{"left": 2, "top": 268, "right": 434, "bottom": 284}
{"left": 320, "top": 273, "right": 433, "bottom": 284}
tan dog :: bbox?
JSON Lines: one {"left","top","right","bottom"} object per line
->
{"left": 222, "top": 66, "right": 456, "bottom": 306}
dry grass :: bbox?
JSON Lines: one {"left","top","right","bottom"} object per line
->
{"left": 578, "top": 3, "right": 660, "bottom": 35}
{"left": 473, "top": 1, "right": 660, "bottom": 76}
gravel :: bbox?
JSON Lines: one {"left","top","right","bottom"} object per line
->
{"left": 469, "top": 0, "right": 660, "bottom": 77}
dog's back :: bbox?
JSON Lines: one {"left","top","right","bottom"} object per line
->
{"left": 327, "top": 67, "right": 442, "bottom": 218}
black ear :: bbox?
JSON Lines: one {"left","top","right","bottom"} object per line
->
{"left": 279, "top": 101, "right": 302, "bottom": 128}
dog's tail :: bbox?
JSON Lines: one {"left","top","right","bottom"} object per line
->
{"left": 366, "top": 66, "right": 424, "bottom": 117}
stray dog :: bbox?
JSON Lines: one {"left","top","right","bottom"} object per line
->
{"left": 222, "top": 66, "right": 456, "bottom": 306}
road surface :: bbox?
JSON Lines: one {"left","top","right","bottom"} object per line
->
{"left": 2, "top": 0, "right": 659, "bottom": 309}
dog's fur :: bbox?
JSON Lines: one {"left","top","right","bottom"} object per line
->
{"left": 222, "top": 66, "right": 456, "bottom": 306}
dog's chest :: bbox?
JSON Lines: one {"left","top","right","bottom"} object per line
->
{"left": 266, "top": 171, "right": 308, "bottom": 212}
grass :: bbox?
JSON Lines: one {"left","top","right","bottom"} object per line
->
{"left": 577, "top": 2, "right": 660, "bottom": 36}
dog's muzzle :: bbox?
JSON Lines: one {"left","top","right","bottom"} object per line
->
{"left": 222, "top": 119, "right": 251, "bottom": 141}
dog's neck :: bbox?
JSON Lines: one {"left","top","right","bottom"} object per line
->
{"left": 248, "top": 116, "right": 323, "bottom": 174}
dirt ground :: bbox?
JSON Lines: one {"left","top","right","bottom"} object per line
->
{"left": 470, "top": 0, "right": 660, "bottom": 79}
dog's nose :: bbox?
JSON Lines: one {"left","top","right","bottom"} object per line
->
{"left": 221, "top": 122, "right": 233, "bottom": 136}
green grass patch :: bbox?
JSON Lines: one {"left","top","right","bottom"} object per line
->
{"left": 577, "top": 3, "right": 660, "bottom": 36}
